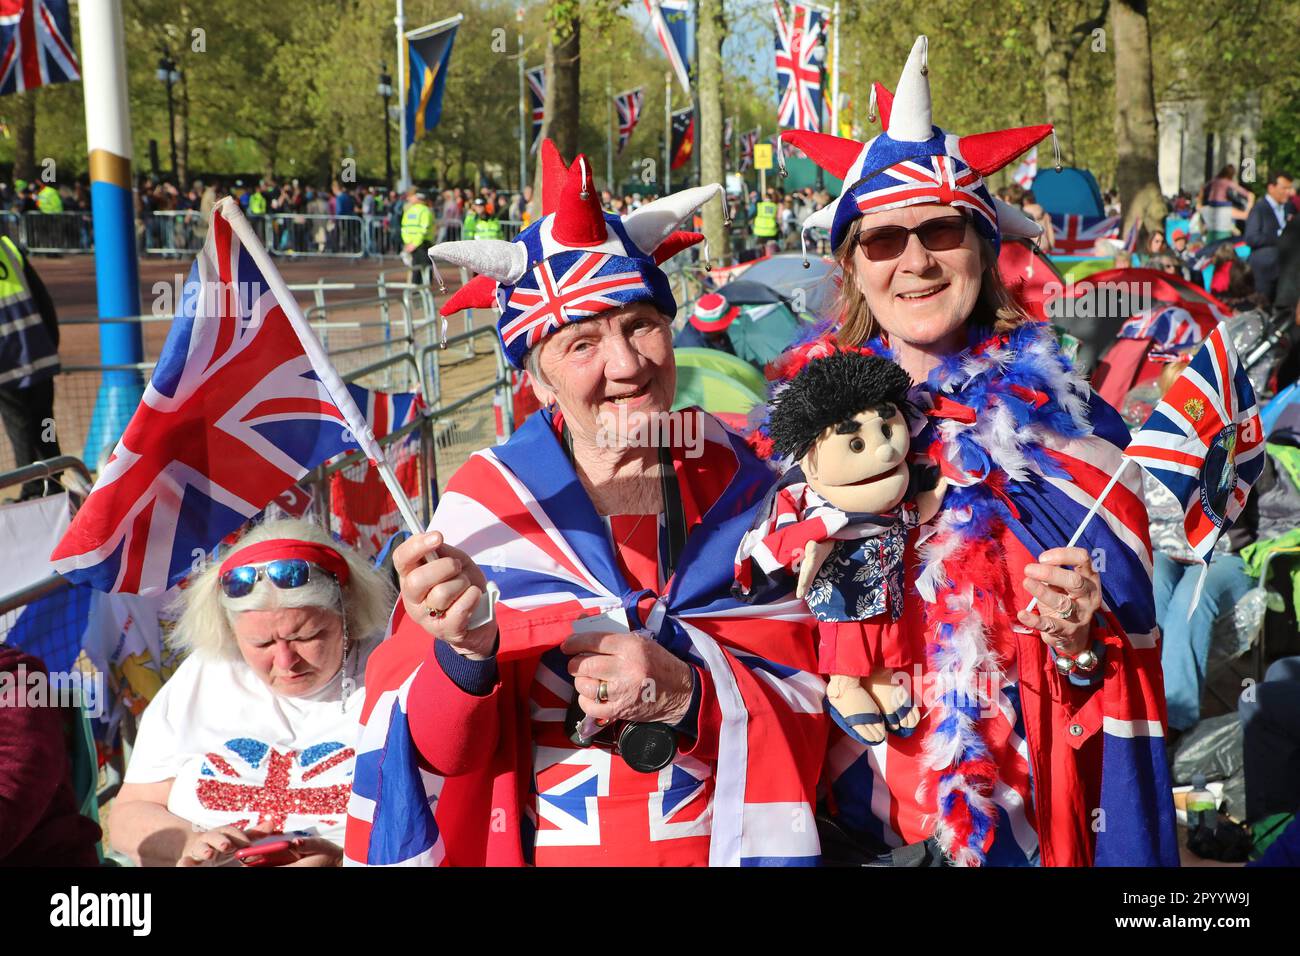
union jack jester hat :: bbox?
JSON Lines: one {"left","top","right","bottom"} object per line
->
{"left": 780, "top": 36, "right": 1053, "bottom": 257}
{"left": 431, "top": 140, "right": 725, "bottom": 369}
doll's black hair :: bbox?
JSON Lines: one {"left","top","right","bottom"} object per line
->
{"left": 768, "top": 350, "right": 914, "bottom": 461}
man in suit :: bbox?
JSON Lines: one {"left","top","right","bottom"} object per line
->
{"left": 1245, "top": 171, "right": 1296, "bottom": 303}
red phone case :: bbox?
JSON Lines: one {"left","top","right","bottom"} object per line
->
{"left": 234, "top": 839, "right": 301, "bottom": 867}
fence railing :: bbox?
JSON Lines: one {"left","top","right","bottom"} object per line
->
{"left": 21, "top": 211, "right": 94, "bottom": 254}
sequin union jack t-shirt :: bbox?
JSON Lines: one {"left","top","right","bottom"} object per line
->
{"left": 124, "top": 648, "right": 370, "bottom": 847}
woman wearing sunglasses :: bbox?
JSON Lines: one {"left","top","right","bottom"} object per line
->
{"left": 109, "top": 519, "right": 393, "bottom": 867}
{"left": 775, "top": 37, "right": 1177, "bottom": 867}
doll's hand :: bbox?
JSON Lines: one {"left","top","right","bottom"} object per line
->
{"left": 796, "top": 540, "right": 834, "bottom": 599}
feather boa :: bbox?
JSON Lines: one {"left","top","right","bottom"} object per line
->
{"left": 890, "top": 322, "right": 1094, "bottom": 865}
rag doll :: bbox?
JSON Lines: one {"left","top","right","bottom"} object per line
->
{"left": 735, "top": 350, "right": 947, "bottom": 744}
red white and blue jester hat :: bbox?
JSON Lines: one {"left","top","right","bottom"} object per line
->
{"left": 430, "top": 140, "right": 724, "bottom": 369}
{"left": 780, "top": 35, "right": 1052, "bottom": 258}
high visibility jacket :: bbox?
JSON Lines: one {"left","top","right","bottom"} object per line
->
{"left": 36, "top": 185, "right": 63, "bottom": 214}
{"left": 462, "top": 211, "right": 479, "bottom": 237}
{"left": 401, "top": 203, "right": 434, "bottom": 245}
{"left": 0, "top": 236, "right": 58, "bottom": 389}
{"left": 248, "top": 191, "right": 268, "bottom": 215}
{"left": 474, "top": 216, "right": 503, "bottom": 240}
{"left": 753, "top": 201, "right": 778, "bottom": 239}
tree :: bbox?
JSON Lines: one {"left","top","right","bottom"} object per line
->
{"left": 1033, "top": 1, "right": 1109, "bottom": 164}
{"left": 698, "top": 0, "right": 727, "bottom": 259}
{"left": 11, "top": 91, "right": 36, "bottom": 182}
{"left": 1111, "top": 0, "right": 1166, "bottom": 231}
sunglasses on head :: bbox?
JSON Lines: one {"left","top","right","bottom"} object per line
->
{"left": 856, "top": 215, "right": 970, "bottom": 262}
{"left": 220, "top": 559, "right": 323, "bottom": 598}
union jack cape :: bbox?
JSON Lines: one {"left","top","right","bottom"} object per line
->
{"left": 0, "top": 0, "right": 80, "bottom": 95}
{"left": 345, "top": 408, "right": 828, "bottom": 866}
{"left": 817, "top": 322, "right": 1179, "bottom": 866}
{"left": 773, "top": 1, "right": 827, "bottom": 133}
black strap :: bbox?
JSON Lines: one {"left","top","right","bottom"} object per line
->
{"left": 560, "top": 421, "right": 688, "bottom": 584}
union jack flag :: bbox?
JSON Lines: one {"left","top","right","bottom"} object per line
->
{"left": 739, "top": 128, "right": 760, "bottom": 171}
{"left": 526, "top": 65, "right": 545, "bottom": 154}
{"left": 50, "top": 199, "right": 387, "bottom": 595}
{"left": 0, "top": 0, "right": 79, "bottom": 95}
{"left": 773, "top": 1, "right": 827, "bottom": 133}
{"left": 196, "top": 738, "right": 355, "bottom": 834}
{"left": 499, "top": 251, "right": 649, "bottom": 354}
{"left": 1012, "top": 147, "right": 1037, "bottom": 189}
{"left": 1118, "top": 305, "right": 1204, "bottom": 354}
{"left": 1047, "top": 213, "right": 1120, "bottom": 256}
{"left": 645, "top": 0, "right": 691, "bottom": 95}
{"left": 1125, "top": 324, "right": 1266, "bottom": 560}
{"left": 613, "top": 86, "right": 644, "bottom": 155}
{"left": 855, "top": 155, "right": 998, "bottom": 234}
{"left": 345, "top": 410, "right": 827, "bottom": 866}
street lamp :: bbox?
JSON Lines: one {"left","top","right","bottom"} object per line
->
{"left": 378, "top": 64, "right": 395, "bottom": 190}
{"left": 811, "top": 43, "right": 827, "bottom": 192}
{"left": 155, "top": 55, "right": 181, "bottom": 179}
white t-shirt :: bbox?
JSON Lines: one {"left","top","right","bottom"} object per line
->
{"left": 124, "top": 647, "right": 371, "bottom": 846}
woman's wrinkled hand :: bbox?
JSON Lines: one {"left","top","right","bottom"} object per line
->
{"left": 562, "top": 631, "right": 694, "bottom": 725}
{"left": 1017, "top": 546, "right": 1103, "bottom": 659}
{"left": 393, "top": 531, "right": 496, "bottom": 659}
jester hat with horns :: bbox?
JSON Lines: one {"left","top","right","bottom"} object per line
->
{"left": 431, "top": 141, "right": 724, "bottom": 369}
{"left": 781, "top": 36, "right": 1052, "bottom": 257}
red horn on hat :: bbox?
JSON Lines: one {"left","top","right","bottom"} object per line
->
{"left": 957, "top": 124, "right": 1053, "bottom": 177}
{"left": 778, "top": 130, "right": 862, "bottom": 182}
{"left": 873, "top": 82, "right": 893, "bottom": 129}
{"left": 439, "top": 273, "right": 498, "bottom": 316}
{"left": 540, "top": 138, "right": 568, "bottom": 216}
{"left": 652, "top": 230, "right": 703, "bottom": 264}
{"left": 551, "top": 153, "right": 608, "bottom": 247}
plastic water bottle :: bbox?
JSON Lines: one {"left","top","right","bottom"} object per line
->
{"left": 1187, "top": 773, "right": 1216, "bottom": 832}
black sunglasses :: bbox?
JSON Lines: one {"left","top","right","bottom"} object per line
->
{"left": 856, "top": 215, "right": 969, "bottom": 262}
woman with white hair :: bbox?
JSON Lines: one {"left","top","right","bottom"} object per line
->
{"left": 109, "top": 519, "right": 393, "bottom": 867}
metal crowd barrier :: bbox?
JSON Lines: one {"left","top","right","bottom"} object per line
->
{"left": 265, "top": 214, "right": 365, "bottom": 258}
{"left": 144, "top": 210, "right": 205, "bottom": 256}
{"left": 23, "top": 211, "right": 94, "bottom": 253}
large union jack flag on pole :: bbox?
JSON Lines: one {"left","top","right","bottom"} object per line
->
{"left": 739, "top": 128, "right": 760, "bottom": 171}
{"left": 1047, "top": 213, "right": 1120, "bottom": 256}
{"left": 0, "top": 0, "right": 80, "bottom": 94}
{"left": 613, "top": 86, "right": 644, "bottom": 155}
{"left": 645, "top": 0, "right": 691, "bottom": 96}
{"left": 526, "top": 65, "right": 545, "bottom": 155}
{"left": 773, "top": 1, "right": 826, "bottom": 133}
{"left": 51, "top": 199, "right": 401, "bottom": 595}
{"left": 1124, "top": 324, "right": 1265, "bottom": 561}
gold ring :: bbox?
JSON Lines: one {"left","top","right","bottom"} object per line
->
{"left": 597, "top": 680, "right": 609, "bottom": 703}
{"left": 427, "top": 604, "right": 444, "bottom": 619}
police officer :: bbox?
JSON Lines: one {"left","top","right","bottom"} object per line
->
{"left": 753, "top": 191, "right": 778, "bottom": 248}
{"left": 400, "top": 189, "right": 435, "bottom": 283}
{"left": 473, "top": 199, "right": 504, "bottom": 240}
{"left": 36, "top": 181, "right": 63, "bottom": 214}
{"left": 0, "top": 236, "right": 61, "bottom": 499}
{"left": 463, "top": 196, "right": 483, "bottom": 239}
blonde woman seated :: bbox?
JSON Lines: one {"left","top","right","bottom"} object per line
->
{"left": 109, "top": 519, "right": 393, "bottom": 867}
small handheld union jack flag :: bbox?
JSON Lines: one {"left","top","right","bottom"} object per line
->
{"left": 613, "top": 86, "right": 644, "bottom": 155}
{"left": 1124, "top": 323, "right": 1265, "bottom": 561}
{"left": 773, "top": 1, "right": 827, "bottom": 133}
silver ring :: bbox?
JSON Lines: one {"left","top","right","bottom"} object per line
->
{"left": 1058, "top": 597, "right": 1077, "bottom": 620}
{"left": 597, "top": 680, "right": 609, "bottom": 703}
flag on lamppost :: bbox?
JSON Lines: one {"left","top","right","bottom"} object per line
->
{"left": 645, "top": 0, "right": 691, "bottom": 96}
{"left": 0, "top": 0, "right": 80, "bottom": 95}
{"left": 739, "top": 128, "right": 760, "bottom": 171}
{"left": 614, "top": 87, "right": 645, "bottom": 155}
{"left": 773, "top": 1, "right": 827, "bottom": 133}
{"left": 404, "top": 15, "right": 462, "bottom": 148}
{"left": 670, "top": 106, "right": 695, "bottom": 171}
{"left": 526, "top": 66, "right": 546, "bottom": 155}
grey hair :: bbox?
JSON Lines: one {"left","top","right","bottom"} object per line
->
{"left": 524, "top": 342, "right": 554, "bottom": 391}
{"left": 169, "top": 518, "right": 396, "bottom": 661}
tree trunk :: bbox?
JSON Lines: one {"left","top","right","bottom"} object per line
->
{"left": 1112, "top": 0, "right": 1166, "bottom": 232}
{"left": 177, "top": 73, "right": 191, "bottom": 187}
{"left": 698, "top": 0, "right": 728, "bottom": 261}
{"left": 12, "top": 90, "right": 36, "bottom": 182}
{"left": 550, "top": 14, "right": 581, "bottom": 162}
{"left": 1034, "top": 13, "right": 1073, "bottom": 163}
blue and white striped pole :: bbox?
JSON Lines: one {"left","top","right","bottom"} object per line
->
{"left": 80, "top": 0, "right": 143, "bottom": 468}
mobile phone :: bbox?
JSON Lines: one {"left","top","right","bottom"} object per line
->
{"left": 234, "top": 838, "right": 303, "bottom": 867}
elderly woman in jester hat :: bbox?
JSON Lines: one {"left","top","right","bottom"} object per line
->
{"left": 343, "top": 142, "right": 828, "bottom": 868}
{"left": 770, "top": 36, "right": 1179, "bottom": 867}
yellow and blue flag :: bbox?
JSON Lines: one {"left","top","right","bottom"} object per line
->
{"left": 405, "top": 15, "right": 462, "bottom": 148}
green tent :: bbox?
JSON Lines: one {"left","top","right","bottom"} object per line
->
{"left": 724, "top": 301, "right": 810, "bottom": 369}
{"left": 673, "top": 364, "right": 765, "bottom": 415}
{"left": 674, "top": 347, "right": 768, "bottom": 397}
{"left": 1055, "top": 256, "right": 1117, "bottom": 284}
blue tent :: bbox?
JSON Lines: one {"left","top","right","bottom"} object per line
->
{"left": 1030, "top": 167, "right": 1105, "bottom": 217}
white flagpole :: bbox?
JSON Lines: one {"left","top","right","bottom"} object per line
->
{"left": 218, "top": 199, "right": 424, "bottom": 536}
{"left": 1023, "top": 457, "right": 1133, "bottom": 614}
{"left": 396, "top": 0, "right": 409, "bottom": 191}
{"left": 830, "top": 2, "right": 840, "bottom": 135}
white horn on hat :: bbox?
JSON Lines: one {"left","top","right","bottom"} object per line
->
{"left": 798, "top": 197, "right": 841, "bottom": 266}
{"left": 993, "top": 198, "right": 1043, "bottom": 240}
{"left": 887, "top": 36, "right": 932, "bottom": 144}
{"left": 622, "top": 183, "right": 726, "bottom": 256}
{"left": 428, "top": 239, "right": 529, "bottom": 285}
